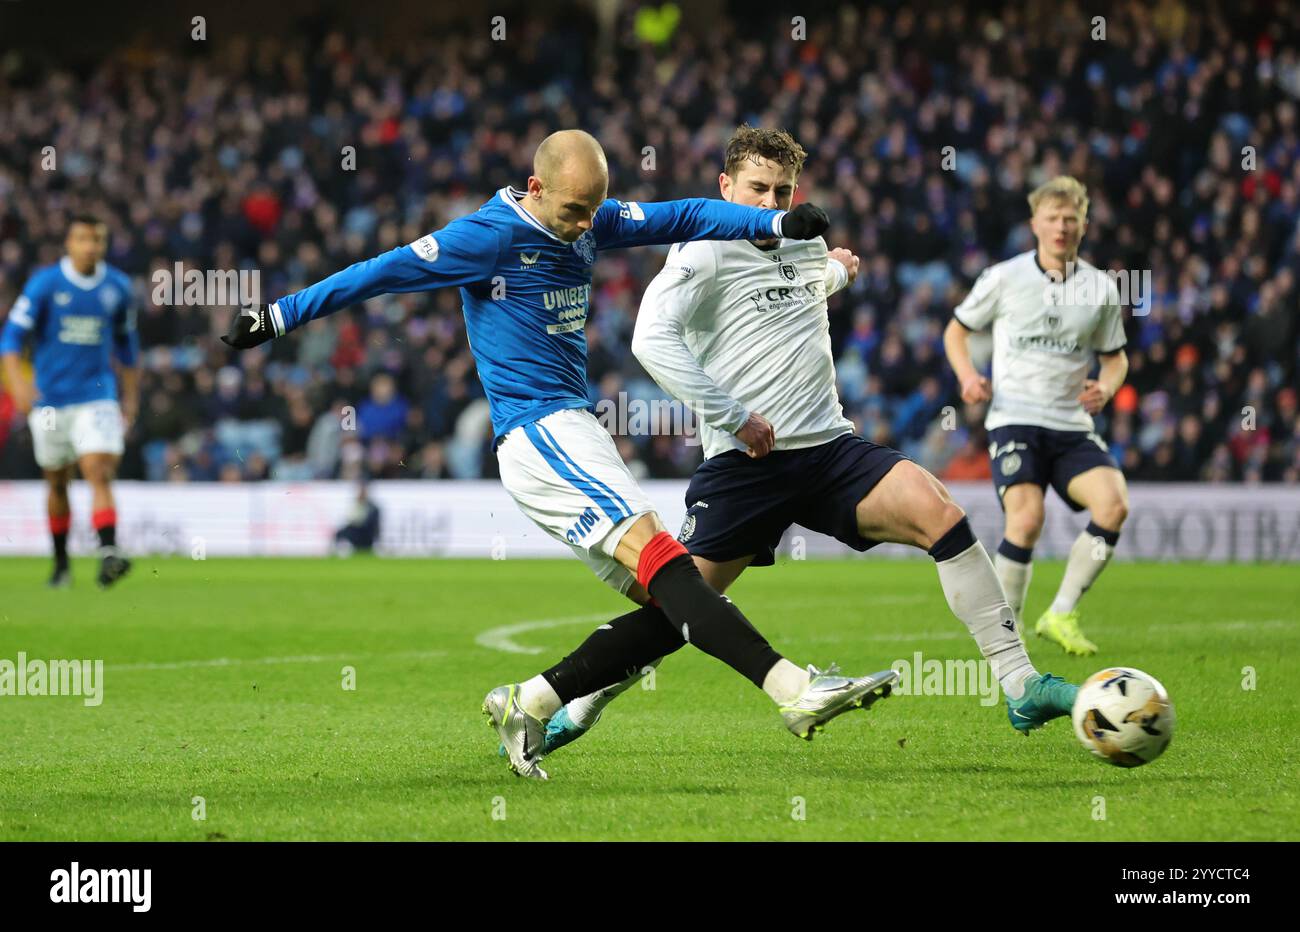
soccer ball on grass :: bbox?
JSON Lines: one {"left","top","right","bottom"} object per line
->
{"left": 1072, "top": 667, "right": 1175, "bottom": 767}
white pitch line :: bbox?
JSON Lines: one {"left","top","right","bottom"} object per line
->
{"left": 475, "top": 614, "right": 613, "bottom": 655}
{"left": 112, "top": 649, "right": 446, "bottom": 672}
{"left": 475, "top": 611, "right": 1297, "bottom": 656}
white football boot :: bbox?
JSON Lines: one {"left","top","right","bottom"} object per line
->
{"left": 780, "top": 665, "right": 899, "bottom": 740}
{"left": 483, "top": 684, "right": 549, "bottom": 780}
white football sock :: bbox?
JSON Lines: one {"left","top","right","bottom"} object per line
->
{"left": 994, "top": 550, "right": 1033, "bottom": 622}
{"left": 936, "top": 541, "right": 1037, "bottom": 700}
{"left": 762, "top": 658, "right": 811, "bottom": 705}
{"left": 518, "top": 675, "right": 562, "bottom": 721}
{"left": 1051, "top": 528, "right": 1116, "bottom": 614}
{"left": 564, "top": 658, "right": 661, "bottom": 728}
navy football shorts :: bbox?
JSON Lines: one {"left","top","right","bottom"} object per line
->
{"left": 677, "top": 434, "right": 907, "bottom": 567}
{"left": 987, "top": 424, "right": 1119, "bottom": 512}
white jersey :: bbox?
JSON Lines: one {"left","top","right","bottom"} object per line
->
{"left": 953, "top": 251, "right": 1127, "bottom": 432}
{"left": 632, "top": 236, "right": 854, "bottom": 460}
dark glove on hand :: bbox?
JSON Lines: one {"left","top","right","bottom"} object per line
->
{"left": 220, "top": 305, "right": 276, "bottom": 349}
{"left": 779, "top": 203, "right": 830, "bottom": 240}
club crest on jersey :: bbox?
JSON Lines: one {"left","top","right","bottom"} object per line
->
{"left": 679, "top": 513, "right": 696, "bottom": 542}
{"left": 779, "top": 262, "right": 800, "bottom": 283}
{"left": 99, "top": 286, "right": 120, "bottom": 310}
{"left": 54, "top": 291, "right": 72, "bottom": 307}
{"left": 572, "top": 232, "right": 595, "bottom": 265}
{"left": 1045, "top": 312, "right": 1061, "bottom": 330}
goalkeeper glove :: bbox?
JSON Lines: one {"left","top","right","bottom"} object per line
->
{"left": 221, "top": 304, "right": 277, "bottom": 349}
{"left": 778, "top": 203, "right": 830, "bottom": 240}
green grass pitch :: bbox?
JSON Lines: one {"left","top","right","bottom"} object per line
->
{"left": 1, "top": 556, "right": 1296, "bottom": 841}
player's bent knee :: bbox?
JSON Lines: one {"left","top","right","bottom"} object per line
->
{"left": 1005, "top": 509, "right": 1045, "bottom": 545}
{"left": 1093, "top": 498, "right": 1129, "bottom": 530}
{"left": 934, "top": 500, "right": 966, "bottom": 538}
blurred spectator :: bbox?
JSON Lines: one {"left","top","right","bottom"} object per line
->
{"left": 334, "top": 484, "right": 381, "bottom": 555}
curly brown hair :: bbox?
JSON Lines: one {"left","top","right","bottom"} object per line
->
{"left": 723, "top": 124, "right": 807, "bottom": 180}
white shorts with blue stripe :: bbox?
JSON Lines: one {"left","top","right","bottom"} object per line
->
{"left": 497, "top": 408, "right": 655, "bottom": 595}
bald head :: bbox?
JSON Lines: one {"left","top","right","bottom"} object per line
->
{"left": 534, "top": 129, "right": 608, "bottom": 187}
{"left": 522, "top": 130, "right": 610, "bottom": 242}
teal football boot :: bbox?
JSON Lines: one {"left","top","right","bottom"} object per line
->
{"left": 1007, "top": 672, "right": 1079, "bottom": 734}
{"left": 497, "top": 705, "right": 596, "bottom": 758}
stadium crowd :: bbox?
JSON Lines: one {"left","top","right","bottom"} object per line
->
{"left": 1, "top": 0, "right": 1298, "bottom": 484}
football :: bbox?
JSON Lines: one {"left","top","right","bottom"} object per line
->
{"left": 1072, "top": 668, "right": 1176, "bottom": 768}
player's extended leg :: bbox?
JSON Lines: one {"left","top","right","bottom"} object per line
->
{"left": 1036, "top": 466, "right": 1129, "bottom": 655}
{"left": 854, "top": 462, "right": 1076, "bottom": 733}
{"left": 518, "top": 513, "right": 891, "bottom": 737}
{"left": 994, "top": 483, "right": 1045, "bottom": 624}
{"left": 485, "top": 410, "right": 895, "bottom": 778}
{"left": 78, "top": 452, "right": 131, "bottom": 589}
{"left": 544, "top": 555, "right": 754, "bottom": 752}
{"left": 43, "top": 465, "right": 74, "bottom": 588}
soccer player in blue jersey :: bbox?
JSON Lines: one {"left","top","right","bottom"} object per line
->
{"left": 1, "top": 215, "right": 138, "bottom": 588}
{"left": 223, "top": 130, "right": 898, "bottom": 779}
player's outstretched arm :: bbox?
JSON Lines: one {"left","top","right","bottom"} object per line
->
{"left": 592, "top": 197, "right": 828, "bottom": 251}
{"left": 222, "top": 218, "right": 502, "bottom": 349}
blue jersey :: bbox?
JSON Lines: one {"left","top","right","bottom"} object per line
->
{"left": 271, "top": 188, "right": 786, "bottom": 443}
{"left": 0, "top": 258, "right": 139, "bottom": 407}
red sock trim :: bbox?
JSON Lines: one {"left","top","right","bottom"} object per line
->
{"left": 92, "top": 508, "right": 116, "bottom": 530}
{"left": 49, "top": 513, "right": 71, "bottom": 535}
{"left": 636, "top": 532, "right": 688, "bottom": 590}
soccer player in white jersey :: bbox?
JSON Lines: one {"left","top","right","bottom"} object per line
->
{"left": 223, "top": 130, "right": 898, "bottom": 781}
{"left": 536, "top": 126, "right": 1079, "bottom": 756}
{"left": 943, "top": 176, "right": 1130, "bottom": 656}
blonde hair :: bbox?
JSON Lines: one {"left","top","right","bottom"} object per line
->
{"left": 1028, "top": 176, "right": 1089, "bottom": 217}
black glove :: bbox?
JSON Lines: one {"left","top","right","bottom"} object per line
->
{"left": 221, "top": 304, "right": 276, "bottom": 349}
{"left": 779, "top": 203, "right": 830, "bottom": 240}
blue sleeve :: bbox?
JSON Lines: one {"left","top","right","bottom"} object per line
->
{"left": 273, "top": 215, "right": 504, "bottom": 333}
{"left": 0, "top": 273, "right": 46, "bottom": 355}
{"left": 592, "top": 198, "right": 784, "bottom": 250}
{"left": 112, "top": 281, "right": 140, "bottom": 366}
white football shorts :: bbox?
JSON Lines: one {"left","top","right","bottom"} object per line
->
{"left": 496, "top": 407, "right": 655, "bottom": 595}
{"left": 28, "top": 399, "right": 125, "bottom": 470}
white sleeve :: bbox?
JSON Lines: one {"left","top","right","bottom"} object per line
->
{"left": 632, "top": 241, "right": 749, "bottom": 435}
{"left": 824, "top": 257, "right": 849, "bottom": 296}
{"left": 953, "top": 264, "right": 1001, "bottom": 331}
{"left": 1094, "top": 276, "right": 1127, "bottom": 353}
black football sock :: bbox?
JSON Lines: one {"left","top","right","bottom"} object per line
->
{"left": 541, "top": 604, "right": 686, "bottom": 703}
{"left": 50, "top": 513, "right": 70, "bottom": 570}
{"left": 647, "top": 554, "right": 783, "bottom": 688}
